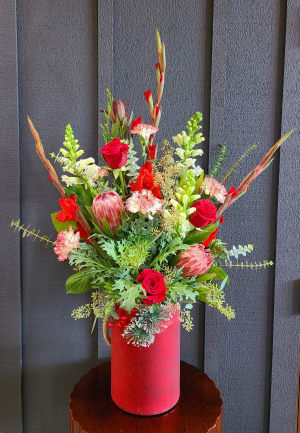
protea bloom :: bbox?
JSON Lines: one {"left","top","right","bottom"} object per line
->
{"left": 200, "top": 177, "right": 227, "bottom": 203}
{"left": 92, "top": 191, "right": 125, "bottom": 233}
{"left": 176, "top": 244, "right": 214, "bottom": 277}
{"left": 54, "top": 226, "right": 80, "bottom": 262}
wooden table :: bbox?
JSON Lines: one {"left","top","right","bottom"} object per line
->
{"left": 70, "top": 361, "right": 222, "bottom": 433}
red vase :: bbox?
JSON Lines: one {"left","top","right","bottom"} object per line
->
{"left": 111, "top": 307, "right": 180, "bottom": 416}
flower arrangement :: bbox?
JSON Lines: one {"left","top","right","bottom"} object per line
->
{"left": 12, "top": 29, "right": 293, "bottom": 349}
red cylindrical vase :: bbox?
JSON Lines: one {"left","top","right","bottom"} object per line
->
{"left": 111, "top": 308, "right": 180, "bottom": 416}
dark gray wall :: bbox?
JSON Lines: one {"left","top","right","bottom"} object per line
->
{"left": 0, "top": 1, "right": 298, "bottom": 433}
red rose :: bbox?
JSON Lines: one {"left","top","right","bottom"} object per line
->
{"left": 100, "top": 138, "right": 129, "bottom": 169}
{"left": 136, "top": 269, "right": 167, "bottom": 306}
{"left": 57, "top": 194, "right": 78, "bottom": 222}
{"left": 129, "top": 162, "right": 162, "bottom": 199}
{"left": 189, "top": 199, "right": 218, "bottom": 228}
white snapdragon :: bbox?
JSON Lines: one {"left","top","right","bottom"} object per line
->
{"left": 61, "top": 175, "right": 81, "bottom": 187}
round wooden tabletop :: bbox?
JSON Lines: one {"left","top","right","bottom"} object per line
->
{"left": 70, "top": 361, "right": 222, "bottom": 433}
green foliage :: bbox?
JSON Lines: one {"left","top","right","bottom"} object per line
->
{"left": 50, "top": 212, "right": 77, "bottom": 233}
{"left": 208, "top": 144, "right": 228, "bottom": 178}
{"left": 66, "top": 271, "right": 93, "bottom": 294}
{"left": 197, "top": 281, "right": 235, "bottom": 320}
{"left": 221, "top": 144, "right": 257, "bottom": 184}
{"left": 184, "top": 222, "right": 219, "bottom": 245}
{"left": 126, "top": 139, "right": 140, "bottom": 179}
{"left": 118, "top": 281, "right": 145, "bottom": 312}
{"left": 100, "top": 89, "right": 114, "bottom": 144}
{"left": 226, "top": 244, "right": 254, "bottom": 259}
{"left": 222, "top": 260, "right": 273, "bottom": 269}
{"left": 10, "top": 219, "right": 55, "bottom": 247}
{"left": 150, "top": 234, "right": 189, "bottom": 269}
{"left": 122, "top": 304, "right": 176, "bottom": 347}
{"left": 207, "top": 266, "right": 228, "bottom": 281}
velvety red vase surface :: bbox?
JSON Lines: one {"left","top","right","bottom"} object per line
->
{"left": 111, "top": 307, "right": 180, "bottom": 416}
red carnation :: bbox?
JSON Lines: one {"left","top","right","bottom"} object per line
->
{"left": 129, "top": 162, "right": 162, "bottom": 199}
{"left": 143, "top": 88, "right": 152, "bottom": 102}
{"left": 57, "top": 194, "right": 78, "bottom": 222}
{"left": 137, "top": 269, "right": 167, "bottom": 306}
{"left": 100, "top": 138, "right": 129, "bottom": 169}
{"left": 189, "top": 199, "right": 218, "bottom": 228}
{"left": 131, "top": 116, "right": 142, "bottom": 130}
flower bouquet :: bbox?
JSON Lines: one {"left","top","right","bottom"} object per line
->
{"left": 12, "top": 29, "right": 293, "bottom": 416}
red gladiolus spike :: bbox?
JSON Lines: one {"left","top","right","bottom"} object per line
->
{"left": 160, "top": 73, "right": 164, "bottom": 83}
{"left": 227, "top": 186, "right": 237, "bottom": 197}
{"left": 143, "top": 89, "right": 152, "bottom": 102}
{"left": 155, "top": 106, "right": 160, "bottom": 116}
{"left": 48, "top": 174, "right": 53, "bottom": 183}
{"left": 108, "top": 322, "right": 114, "bottom": 328}
{"left": 155, "top": 63, "right": 159, "bottom": 70}
{"left": 130, "top": 116, "right": 142, "bottom": 130}
{"left": 220, "top": 216, "right": 225, "bottom": 224}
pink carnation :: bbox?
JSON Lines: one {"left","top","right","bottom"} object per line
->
{"left": 54, "top": 226, "right": 80, "bottom": 262}
{"left": 126, "top": 189, "right": 163, "bottom": 216}
{"left": 200, "top": 177, "right": 227, "bottom": 203}
{"left": 176, "top": 244, "right": 214, "bottom": 277}
{"left": 130, "top": 123, "right": 159, "bottom": 140}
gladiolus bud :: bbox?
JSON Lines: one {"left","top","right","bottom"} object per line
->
{"left": 92, "top": 191, "right": 125, "bottom": 234}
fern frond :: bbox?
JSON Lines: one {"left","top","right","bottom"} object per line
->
{"left": 222, "top": 259, "right": 273, "bottom": 269}
{"left": 221, "top": 144, "right": 257, "bottom": 184}
{"left": 10, "top": 219, "right": 55, "bottom": 247}
{"left": 208, "top": 144, "right": 228, "bottom": 178}
{"left": 226, "top": 244, "right": 254, "bottom": 259}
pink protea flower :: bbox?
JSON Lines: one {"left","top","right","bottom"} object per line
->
{"left": 92, "top": 191, "right": 125, "bottom": 233}
{"left": 54, "top": 226, "right": 80, "bottom": 262}
{"left": 130, "top": 123, "right": 159, "bottom": 140}
{"left": 126, "top": 189, "right": 163, "bottom": 217}
{"left": 176, "top": 244, "right": 214, "bottom": 277}
{"left": 200, "top": 177, "right": 227, "bottom": 203}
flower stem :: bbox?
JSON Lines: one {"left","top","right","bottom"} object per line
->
{"left": 119, "top": 170, "right": 126, "bottom": 197}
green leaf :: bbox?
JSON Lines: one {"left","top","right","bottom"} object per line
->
{"left": 196, "top": 272, "right": 216, "bottom": 282}
{"left": 101, "top": 218, "right": 114, "bottom": 237}
{"left": 119, "top": 283, "right": 143, "bottom": 312}
{"left": 51, "top": 212, "right": 77, "bottom": 233}
{"left": 184, "top": 222, "right": 219, "bottom": 245}
{"left": 65, "top": 185, "right": 93, "bottom": 206}
{"left": 66, "top": 271, "right": 93, "bottom": 294}
{"left": 208, "top": 266, "right": 228, "bottom": 281}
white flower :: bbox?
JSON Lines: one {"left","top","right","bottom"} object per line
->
{"left": 85, "top": 164, "right": 100, "bottom": 179}
{"left": 192, "top": 166, "right": 203, "bottom": 177}
{"left": 75, "top": 158, "right": 95, "bottom": 172}
{"left": 172, "top": 133, "right": 184, "bottom": 146}
{"left": 61, "top": 175, "right": 80, "bottom": 187}
{"left": 175, "top": 148, "right": 185, "bottom": 159}
{"left": 192, "top": 149, "right": 204, "bottom": 157}
{"left": 185, "top": 158, "right": 196, "bottom": 168}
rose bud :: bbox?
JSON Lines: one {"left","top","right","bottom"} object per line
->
{"left": 92, "top": 191, "right": 125, "bottom": 234}
{"left": 176, "top": 244, "right": 214, "bottom": 277}
{"left": 100, "top": 138, "right": 129, "bottom": 169}
{"left": 189, "top": 199, "right": 217, "bottom": 228}
{"left": 136, "top": 269, "right": 167, "bottom": 306}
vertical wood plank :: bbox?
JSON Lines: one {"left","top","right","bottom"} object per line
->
{"left": 97, "top": 0, "right": 114, "bottom": 361}
{"left": 269, "top": 1, "right": 300, "bottom": 431}
{"left": 0, "top": 1, "right": 23, "bottom": 432}
{"left": 17, "top": 1, "right": 98, "bottom": 432}
{"left": 207, "top": 1, "right": 285, "bottom": 432}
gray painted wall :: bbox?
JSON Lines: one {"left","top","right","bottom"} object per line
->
{"left": 0, "top": 1, "right": 298, "bottom": 432}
